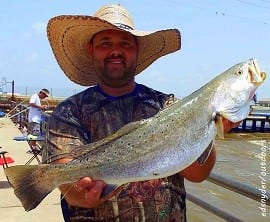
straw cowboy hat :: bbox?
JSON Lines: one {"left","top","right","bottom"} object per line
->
{"left": 47, "top": 4, "right": 181, "bottom": 86}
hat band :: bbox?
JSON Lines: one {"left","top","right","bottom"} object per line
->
{"left": 114, "top": 23, "right": 134, "bottom": 31}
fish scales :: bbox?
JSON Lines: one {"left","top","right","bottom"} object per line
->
{"left": 71, "top": 96, "right": 213, "bottom": 183}
{"left": 4, "top": 58, "right": 266, "bottom": 211}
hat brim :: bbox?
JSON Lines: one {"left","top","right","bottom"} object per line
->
{"left": 47, "top": 15, "right": 181, "bottom": 86}
{"left": 41, "top": 90, "right": 49, "bottom": 97}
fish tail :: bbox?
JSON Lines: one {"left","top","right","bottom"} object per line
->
{"left": 4, "top": 165, "right": 54, "bottom": 211}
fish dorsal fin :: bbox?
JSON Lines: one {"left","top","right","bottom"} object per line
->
{"left": 69, "top": 120, "right": 147, "bottom": 159}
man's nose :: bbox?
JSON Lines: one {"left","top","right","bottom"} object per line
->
{"left": 110, "top": 49, "right": 122, "bottom": 57}
{"left": 109, "top": 45, "right": 123, "bottom": 57}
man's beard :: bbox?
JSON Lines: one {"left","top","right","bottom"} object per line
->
{"left": 96, "top": 61, "right": 136, "bottom": 88}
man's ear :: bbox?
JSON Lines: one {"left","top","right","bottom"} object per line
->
{"left": 86, "top": 42, "right": 93, "bottom": 55}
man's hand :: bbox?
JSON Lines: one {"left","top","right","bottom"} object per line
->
{"left": 75, "top": 177, "right": 106, "bottom": 208}
{"left": 55, "top": 156, "right": 107, "bottom": 208}
{"left": 41, "top": 105, "right": 48, "bottom": 110}
{"left": 181, "top": 118, "right": 241, "bottom": 182}
{"left": 222, "top": 118, "right": 241, "bottom": 133}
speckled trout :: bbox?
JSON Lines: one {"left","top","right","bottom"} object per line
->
{"left": 5, "top": 58, "right": 266, "bottom": 211}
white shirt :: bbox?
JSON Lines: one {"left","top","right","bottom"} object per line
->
{"left": 28, "top": 93, "right": 42, "bottom": 123}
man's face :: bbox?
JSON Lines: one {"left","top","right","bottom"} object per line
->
{"left": 89, "top": 29, "right": 138, "bottom": 88}
{"left": 39, "top": 91, "right": 48, "bottom": 99}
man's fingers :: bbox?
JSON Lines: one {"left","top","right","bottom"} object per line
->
{"left": 76, "top": 178, "right": 106, "bottom": 198}
{"left": 75, "top": 177, "right": 93, "bottom": 191}
{"left": 222, "top": 119, "right": 242, "bottom": 133}
{"left": 73, "top": 177, "right": 106, "bottom": 207}
{"left": 85, "top": 181, "right": 106, "bottom": 203}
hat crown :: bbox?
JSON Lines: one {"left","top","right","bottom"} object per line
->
{"left": 94, "top": 4, "right": 135, "bottom": 30}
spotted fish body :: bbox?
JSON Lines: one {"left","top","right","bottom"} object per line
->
{"left": 5, "top": 58, "right": 266, "bottom": 211}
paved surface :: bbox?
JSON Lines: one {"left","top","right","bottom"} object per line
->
{"left": 0, "top": 117, "right": 63, "bottom": 222}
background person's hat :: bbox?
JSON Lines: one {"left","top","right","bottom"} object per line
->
{"left": 47, "top": 4, "right": 181, "bottom": 86}
{"left": 40, "top": 89, "right": 50, "bottom": 97}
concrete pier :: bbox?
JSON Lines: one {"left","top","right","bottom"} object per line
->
{"left": 0, "top": 117, "right": 63, "bottom": 222}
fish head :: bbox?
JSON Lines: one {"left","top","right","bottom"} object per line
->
{"left": 211, "top": 58, "right": 266, "bottom": 122}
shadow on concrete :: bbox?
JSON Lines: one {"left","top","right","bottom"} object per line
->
{"left": 0, "top": 180, "right": 11, "bottom": 189}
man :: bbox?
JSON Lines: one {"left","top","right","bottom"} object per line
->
{"left": 43, "top": 4, "right": 239, "bottom": 222}
{"left": 28, "top": 88, "right": 49, "bottom": 149}
{"left": 28, "top": 88, "right": 50, "bottom": 136}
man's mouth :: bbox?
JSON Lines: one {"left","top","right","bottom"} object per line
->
{"left": 106, "top": 58, "right": 125, "bottom": 66}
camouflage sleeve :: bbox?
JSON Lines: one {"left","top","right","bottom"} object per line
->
{"left": 42, "top": 100, "right": 89, "bottom": 163}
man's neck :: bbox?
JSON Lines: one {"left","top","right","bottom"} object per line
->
{"left": 98, "top": 82, "right": 136, "bottom": 97}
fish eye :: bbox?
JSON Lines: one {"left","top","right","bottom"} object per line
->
{"left": 235, "top": 69, "right": 243, "bottom": 76}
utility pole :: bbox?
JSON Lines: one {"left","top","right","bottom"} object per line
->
{"left": 7, "top": 80, "right": 15, "bottom": 100}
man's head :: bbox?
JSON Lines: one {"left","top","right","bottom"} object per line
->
{"left": 88, "top": 29, "right": 138, "bottom": 88}
{"left": 47, "top": 4, "right": 181, "bottom": 86}
{"left": 39, "top": 89, "right": 50, "bottom": 99}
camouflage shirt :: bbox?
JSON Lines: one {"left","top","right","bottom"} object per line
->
{"left": 43, "top": 84, "right": 187, "bottom": 222}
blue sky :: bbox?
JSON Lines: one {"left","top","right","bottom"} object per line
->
{"left": 0, "top": 0, "right": 269, "bottom": 99}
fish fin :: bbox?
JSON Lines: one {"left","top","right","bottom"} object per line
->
{"left": 215, "top": 115, "right": 224, "bottom": 139}
{"left": 4, "top": 165, "right": 53, "bottom": 211}
{"left": 70, "top": 120, "right": 147, "bottom": 159}
{"left": 100, "top": 184, "right": 123, "bottom": 200}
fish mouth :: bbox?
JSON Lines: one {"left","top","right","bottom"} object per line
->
{"left": 248, "top": 58, "right": 267, "bottom": 85}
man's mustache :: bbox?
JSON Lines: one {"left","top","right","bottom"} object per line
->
{"left": 105, "top": 55, "right": 125, "bottom": 61}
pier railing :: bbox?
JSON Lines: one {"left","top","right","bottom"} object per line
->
{"left": 241, "top": 115, "right": 269, "bottom": 131}
{"left": 186, "top": 173, "right": 270, "bottom": 222}
{"left": 232, "top": 109, "right": 270, "bottom": 132}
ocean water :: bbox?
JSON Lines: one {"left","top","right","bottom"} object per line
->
{"left": 186, "top": 132, "right": 270, "bottom": 222}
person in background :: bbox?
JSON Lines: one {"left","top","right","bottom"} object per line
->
{"left": 253, "top": 93, "right": 257, "bottom": 103}
{"left": 43, "top": 4, "right": 239, "bottom": 222}
{"left": 28, "top": 88, "right": 49, "bottom": 150}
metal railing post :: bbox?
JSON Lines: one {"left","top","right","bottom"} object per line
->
{"left": 207, "top": 172, "right": 270, "bottom": 206}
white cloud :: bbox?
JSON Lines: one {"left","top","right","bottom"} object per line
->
{"left": 32, "top": 22, "right": 46, "bottom": 35}
{"left": 25, "top": 52, "right": 38, "bottom": 63}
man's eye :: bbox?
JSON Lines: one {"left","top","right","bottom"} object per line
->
{"left": 101, "top": 42, "right": 110, "bottom": 47}
{"left": 121, "top": 41, "right": 132, "bottom": 48}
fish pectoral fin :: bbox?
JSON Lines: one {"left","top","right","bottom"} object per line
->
{"left": 215, "top": 115, "right": 224, "bottom": 139}
{"left": 100, "top": 184, "right": 123, "bottom": 200}
{"left": 115, "top": 120, "right": 147, "bottom": 136}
